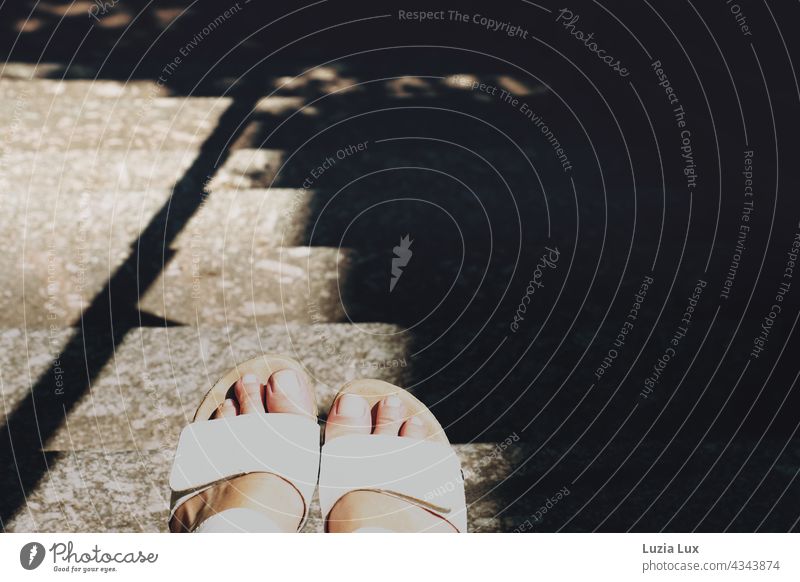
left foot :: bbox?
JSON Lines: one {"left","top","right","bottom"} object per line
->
{"left": 324, "top": 393, "right": 458, "bottom": 532}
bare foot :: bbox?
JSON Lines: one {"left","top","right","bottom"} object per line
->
{"left": 170, "top": 369, "right": 315, "bottom": 532}
{"left": 324, "top": 393, "right": 457, "bottom": 532}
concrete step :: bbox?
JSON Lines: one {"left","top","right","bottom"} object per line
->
{"left": 3, "top": 235, "right": 520, "bottom": 329}
{"left": 0, "top": 62, "right": 546, "bottom": 93}
{"left": 0, "top": 324, "right": 411, "bottom": 451}
{"left": 3, "top": 439, "right": 797, "bottom": 532}
{"left": 0, "top": 149, "right": 201, "bottom": 193}
{"left": 0, "top": 444, "right": 532, "bottom": 533}
{"left": 0, "top": 78, "right": 170, "bottom": 99}
{"left": 0, "top": 95, "right": 304, "bottom": 151}
{"left": 0, "top": 140, "right": 571, "bottom": 193}
{"left": 0, "top": 179, "right": 557, "bottom": 328}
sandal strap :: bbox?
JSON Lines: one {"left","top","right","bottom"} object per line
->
{"left": 169, "top": 413, "right": 320, "bottom": 529}
{"left": 319, "top": 434, "right": 467, "bottom": 532}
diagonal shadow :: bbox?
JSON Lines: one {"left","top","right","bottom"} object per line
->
{"left": 0, "top": 93, "right": 258, "bottom": 525}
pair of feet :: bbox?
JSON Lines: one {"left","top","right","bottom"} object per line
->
{"left": 170, "top": 368, "right": 456, "bottom": 532}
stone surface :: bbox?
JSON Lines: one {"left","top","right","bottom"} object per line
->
{"left": 0, "top": 95, "right": 305, "bottom": 151}
{"left": 0, "top": 79, "right": 171, "bottom": 99}
{"left": 0, "top": 324, "right": 411, "bottom": 450}
{"left": 4, "top": 440, "right": 797, "bottom": 532}
{"left": 2, "top": 445, "right": 531, "bottom": 533}
{"left": 0, "top": 149, "right": 200, "bottom": 194}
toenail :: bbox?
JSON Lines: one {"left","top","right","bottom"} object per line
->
{"left": 336, "top": 394, "right": 367, "bottom": 417}
{"left": 383, "top": 395, "right": 402, "bottom": 408}
{"left": 409, "top": 416, "right": 423, "bottom": 426}
{"left": 271, "top": 369, "right": 302, "bottom": 396}
{"left": 243, "top": 373, "right": 259, "bottom": 385}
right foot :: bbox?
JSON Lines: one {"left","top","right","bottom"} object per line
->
{"left": 170, "top": 368, "right": 316, "bottom": 532}
{"left": 324, "top": 393, "right": 458, "bottom": 533}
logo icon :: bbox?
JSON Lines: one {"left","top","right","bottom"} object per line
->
{"left": 20, "top": 542, "right": 45, "bottom": 570}
{"left": 390, "top": 235, "right": 413, "bottom": 292}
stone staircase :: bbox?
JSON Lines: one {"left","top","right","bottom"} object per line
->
{"left": 1, "top": 63, "right": 798, "bottom": 534}
{"left": 0, "top": 66, "right": 547, "bottom": 532}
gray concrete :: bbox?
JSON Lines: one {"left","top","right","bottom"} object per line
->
{"left": 0, "top": 324, "right": 414, "bottom": 450}
{"left": 1, "top": 445, "right": 532, "bottom": 533}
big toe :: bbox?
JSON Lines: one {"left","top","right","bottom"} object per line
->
{"left": 265, "top": 368, "right": 315, "bottom": 418}
{"left": 325, "top": 393, "right": 371, "bottom": 441}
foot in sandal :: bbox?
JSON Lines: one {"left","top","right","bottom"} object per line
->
{"left": 169, "top": 357, "right": 319, "bottom": 533}
{"left": 320, "top": 380, "right": 467, "bottom": 532}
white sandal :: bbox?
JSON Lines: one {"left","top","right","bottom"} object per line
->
{"left": 169, "top": 355, "right": 320, "bottom": 532}
{"left": 319, "top": 379, "right": 467, "bottom": 532}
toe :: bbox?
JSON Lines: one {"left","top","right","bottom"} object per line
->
{"left": 212, "top": 398, "right": 239, "bottom": 419}
{"left": 399, "top": 416, "right": 428, "bottom": 439}
{"left": 372, "top": 395, "right": 406, "bottom": 435}
{"left": 234, "top": 373, "right": 265, "bottom": 414}
{"left": 325, "top": 393, "right": 371, "bottom": 441}
{"left": 266, "top": 369, "right": 315, "bottom": 417}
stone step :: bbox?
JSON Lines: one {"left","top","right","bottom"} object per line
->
{"left": 3, "top": 439, "right": 797, "bottom": 532}
{"left": 0, "top": 149, "right": 201, "bottom": 193}
{"left": 0, "top": 324, "right": 411, "bottom": 451}
{"left": 0, "top": 445, "right": 532, "bottom": 533}
{"left": 0, "top": 78, "right": 170, "bottom": 99}
{"left": 3, "top": 235, "right": 523, "bottom": 329}
{"left": 0, "top": 95, "right": 304, "bottom": 151}
{"left": 1, "top": 64, "right": 546, "bottom": 101}
{"left": 0, "top": 69, "right": 553, "bottom": 153}
{"left": 0, "top": 316, "right": 610, "bottom": 448}
{"left": 0, "top": 312, "right": 750, "bottom": 452}
{"left": 0, "top": 177, "right": 564, "bottom": 329}
{"left": 1, "top": 137, "right": 573, "bottom": 193}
